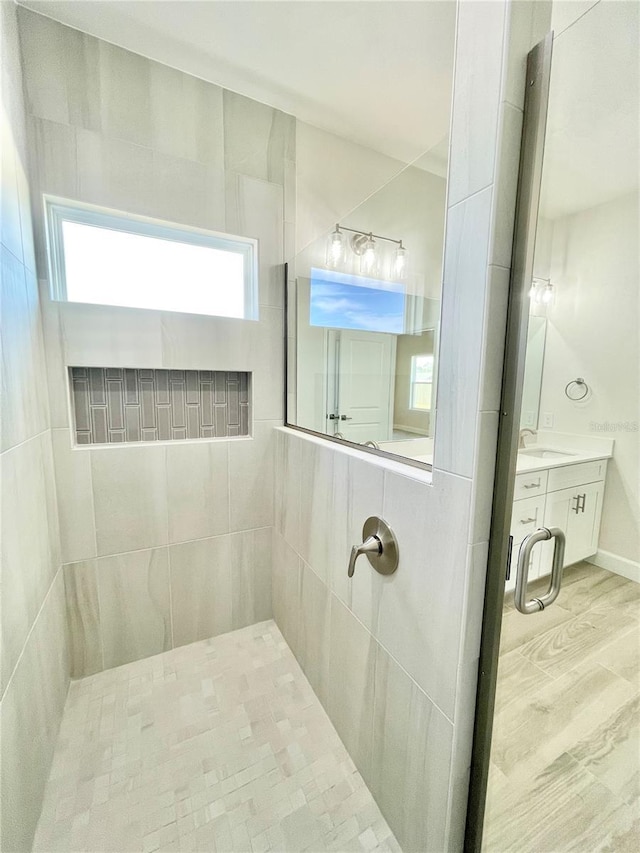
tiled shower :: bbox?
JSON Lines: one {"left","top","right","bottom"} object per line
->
{"left": 1, "top": 1, "right": 546, "bottom": 851}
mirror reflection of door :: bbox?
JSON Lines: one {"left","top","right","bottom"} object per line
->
{"left": 326, "top": 329, "right": 395, "bottom": 443}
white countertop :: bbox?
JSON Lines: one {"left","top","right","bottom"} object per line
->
{"left": 515, "top": 431, "right": 614, "bottom": 473}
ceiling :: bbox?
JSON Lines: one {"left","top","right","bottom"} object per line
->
{"left": 18, "top": 0, "right": 456, "bottom": 165}
{"left": 540, "top": 0, "right": 639, "bottom": 219}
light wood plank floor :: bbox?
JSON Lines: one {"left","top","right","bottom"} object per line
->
{"left": 483, "top": 562, "right": 640, "bottom": 853}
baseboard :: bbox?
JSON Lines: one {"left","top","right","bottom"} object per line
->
{"left": 587, "top": 549, "right": 640, "bottom": 584}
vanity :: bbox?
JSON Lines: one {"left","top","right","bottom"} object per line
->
{"left": 506, "top": 433, "right": 614, "bottom": 591}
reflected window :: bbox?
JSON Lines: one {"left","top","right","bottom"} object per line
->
{"left": 410, "top": 354, "right": 433, "bottom": 410}
{"left": 309, "top": 268, "right": 406, "bottom": 334}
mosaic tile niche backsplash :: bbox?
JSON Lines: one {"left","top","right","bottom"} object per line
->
{"left": 70, "top": 368, "right": 251, "bottom": 444}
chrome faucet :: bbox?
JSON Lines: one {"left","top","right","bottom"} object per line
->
{"left": 519, "top": 428, "right": 537, "bottom": 449}
{"left": 362, "top": 440, "right": 380, "bottom": 450}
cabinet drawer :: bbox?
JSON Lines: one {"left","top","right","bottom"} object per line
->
{"left": 510, "top": 495, "right": 546, "bottom": 544}
{"left": 547, "top": 459, "right": 607, "bottom": 492}
{"left": 514, "top": 470, "right": 549, "bottom": 500}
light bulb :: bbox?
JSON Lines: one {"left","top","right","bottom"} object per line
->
{"left": 326, "top": 226, "right": 344, "bottom": 268}
{"left": 392, "top": 244, "right": 407, "bottom": 280}
{"left": 541, "top": 282, "right": 554, "bottom": 304}
{"left": 528, "top": 281, "right": 538, "bottom": 300}
{"left": 361, "top": 236, "right": 377, "bottom": 275}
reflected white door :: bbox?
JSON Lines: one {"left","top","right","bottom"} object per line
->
{"left": 336, "top": 330, "right": 395, "bottom": 443}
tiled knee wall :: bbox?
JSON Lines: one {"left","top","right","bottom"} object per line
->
{"left": 70, "top": 367, "right": 251, "bottom": 444}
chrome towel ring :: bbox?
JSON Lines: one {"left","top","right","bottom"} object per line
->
{"left": 565, "top": 377, "right": 589, "bottom": 401}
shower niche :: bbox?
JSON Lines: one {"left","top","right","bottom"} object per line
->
{"left": 69, "top": 367, "right": 251, "bottom": 444}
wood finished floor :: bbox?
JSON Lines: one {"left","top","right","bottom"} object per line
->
{"left": 483, "top": 562, "right": 640, "bottom": 853}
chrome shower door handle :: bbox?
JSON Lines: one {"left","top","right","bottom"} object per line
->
{"left": 347, "top": 517, "right": 399, "bottom": 578}
{"left": 514, "top": 526, "right": 566, "bottom": 614}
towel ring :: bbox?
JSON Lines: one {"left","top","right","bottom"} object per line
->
{"left": 565, "top": 378, "right": 589, "bottom": 401}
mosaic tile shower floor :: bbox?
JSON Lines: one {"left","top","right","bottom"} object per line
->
{"left": 33, "top": 621, "right": 400, "bottom": 853}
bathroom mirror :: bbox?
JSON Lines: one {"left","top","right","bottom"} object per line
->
{"left": 520, "top": 315, "right": 547, "bottom": 429}
{"left": 286, "top": 149, "right": 449, "bottom": 467}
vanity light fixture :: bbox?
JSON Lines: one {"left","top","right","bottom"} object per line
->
{"left": 327, "top": 224, "right": 407, "bottom": 281}
{"left": 326, "top": 225, "right": 345, "bottom": 267}
{"left": 529, "top": 277, "right": 554, "bottom": 305}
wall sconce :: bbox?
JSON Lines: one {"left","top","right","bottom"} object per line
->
{"left": 529, "top": 277, "right": 554, "bottom": 305}
{"left": 326, "top": 224, "right": 407, "bottom": 281}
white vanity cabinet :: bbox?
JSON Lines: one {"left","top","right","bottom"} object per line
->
{"left": 506, "top": 458, "right": 608, "bottom": 592}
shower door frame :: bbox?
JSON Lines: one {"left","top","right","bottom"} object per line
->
{"left": 463, "top": 33, "right": 554, "bottom": 852}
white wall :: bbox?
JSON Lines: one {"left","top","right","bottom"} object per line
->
{"left": 539, "top": 191, "right": 639, "bottom": 568}
{"left": 17, "top": 6, "right": 291, "bottom": 675}
{"left": 0, "top": 4, "right": 69, "bottom": 850}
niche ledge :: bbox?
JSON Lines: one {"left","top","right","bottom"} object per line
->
{"left": 69, "top": 367, "right": 251, "bottom": 445}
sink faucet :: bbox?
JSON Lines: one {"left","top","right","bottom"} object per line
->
{"left": 519, "top": 428, "right": 537, "bottom": 449}
{"left": 362, "top": 440, "right": 380, "bottom": 450}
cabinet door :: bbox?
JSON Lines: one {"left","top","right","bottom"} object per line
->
{"left": 506, "top": 496, "right": 545, "bottom": 591}
{"left": 542, "top": 482, "right": 604, "bottom": 573}
{"left": 567, "top": 481, "right": 603, "bottom": 564}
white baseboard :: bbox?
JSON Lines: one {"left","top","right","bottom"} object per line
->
{"left": 587, "top": 549, "right": 640, "bottom": 584}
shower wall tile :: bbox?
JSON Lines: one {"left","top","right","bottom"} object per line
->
{"left": 64, "top": 560, "right": 102, "bottom": 677}
{"left": 371, "top": 644, "right": 453, "bottom": 853}
{"left": 435, "top": 186, "right": 493, "bottom": 479}
{"left": 70, "top": 367, "right": 250, "bottom": 445}
{"left": 61, "top": 302, "right": 163, "bottom": 368}
{"left": 230, "top": 527, "right": 273, "bottom": 630}
{"left": 0, "top": 569, "right": 69, "bottom": 853}
{"left": 166, "top": 441, "right": 229, "bottom": 543}
{"left": 229, "top": 419, "right": 276, "bottom": 532}
{"left": 326, "top": 595, "right": 376, "bottom": 785}
{"left": 223, "top": 90, "right": 294, "bottom": 186}
{"left": 148, "top": 62, "right": 224, "bottom": 165}
{"left": 0, "top": 249, "right": 49, "bottom": 452}
{"left": 298, "top": 560, "right": 331, "bottom": 707}
{"left": 51, "top": 428, "right": 96, "bottom": 563}
{"left": 447, "top": 0, "right": 506, "bottom": 208}
{"left": 169, "top": 536, "right": 233, "bottom": 648}
{"left": 90, "top": 445, "right": 168, "bottom": 555}
{"left": 225, "top": 173, "right": 285, "bottom": 308}
{"left": 272, "top": 531, "right": 302, "bottom": 655}
{"left": 97, "top": 547, "right": 171, "bottom": 669}
{"left": 1, "top": 432, "right": 60, "bottom": 694}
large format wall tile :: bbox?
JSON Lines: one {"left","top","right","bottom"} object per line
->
{"left": 0, "top": 248, "right": 49, "bottom": 452}
{"left": 97, "top": 547, "right": 171, "bottom": 668}
{"left": 229, "top": 420, "right": 276, "bottom": 531}
{"left": 1, "top": 433, "right": 60, "bottom": 694}
{"left": 63, "top": 560, "right": 102, "bottom": 677}
{"left": 230, "top": 527, "right": 273, "bottom": 630}
{"left": 52, "top": 428, "right": 96, "bottom": 563}
{"left": 166, "top": 440, "right": 230, "bottom": 543}
{"left": 223, "top": 90, "right": 294, "bottom": 186}
{"left": 169, "top": 535, "right": 233, "bottom": 647}
{"left": 372, "top": 644, "right": 454, "bottom": 853}
{"left": 271, "top": 530, "right": 301, "bottom": 654}
{"left": 326, "top": 596, "right": 377, "bottom": 785}
{"left": 90, "top": 444, "right": 168, "bottom": 555}
{"left": 447, "top": 0, "right": 507, "bottom": 207}
{"left": 298, "top": 560, "right": 331, "bottom": 706}
{"left": 0, "top": 569, "right": 69, "bottom": 853}
{"left": 435, "top": 186, "right": 493, "bottom": 478}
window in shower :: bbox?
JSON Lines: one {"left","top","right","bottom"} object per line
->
{"left": 45, "top": 198, "right": 258, "bottom": 319}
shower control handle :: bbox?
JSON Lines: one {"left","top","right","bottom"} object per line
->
{"left": 348, "top": 516, "right": 399, "bottom": 578}
{"left": 348, "top": 536, "right": 382, "bottom": 577}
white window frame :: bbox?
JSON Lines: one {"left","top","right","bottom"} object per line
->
{"left": 44, "top": 196, "right": 259, "bottom": 320}
{"left": 409, "top": 353, "right": 434, "bottom": 412}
